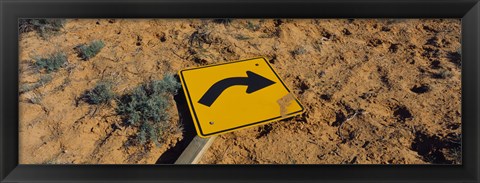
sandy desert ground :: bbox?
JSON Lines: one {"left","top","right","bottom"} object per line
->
{"left": 19, "top": 19, "right": 461, "bottom": 164}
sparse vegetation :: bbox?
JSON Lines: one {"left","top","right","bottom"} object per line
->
{"left": 75, "top": 40, "right": 105, "bottom": 61}
{"left": 19, "top": 74, "right": 53, "bottom": 93}
{"left": 447, "top": 51, "right": 461, "bottom": 67}
{"left": 411, "top": 131, "right": 461, "bottom": 164}
{"left": 24, "top": 92, "right": 43, "bottom": 104}
{"left": 212, "top": 18, "right": 232, "bottom": 25}
{"left": 189, "top": 30, "right": 212, "bottom": 49}
{"left": 432, "top": 69, "right": 453, "bottom": 79}
{"left": 235, "top": 34, "right": 251, "bottom": 40}
{"left": 188, "top": 28, "right": 214, "bottom": 63}
{"left": 258, "top": 34, "right": 275, "bottom": 39}
{"left": 82, "top": 81, "right": 115, "bottom": 105}
{"left": 117, "top": 74, "right": 181, "bottom": 146}
{"left": 246, "top": 21, "right": 260, "bottom": 31}
{"left": 291, "top": 47, "right": 307, "bottom": 56}
{"left": 34, "top": 52, "right": 68, "bottom": 73}
{"left": 19, "top": 19, "right": 66, "bottom": 37}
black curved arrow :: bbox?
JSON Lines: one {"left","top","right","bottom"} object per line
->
{"left": 198, "top": 71, "right": 276, "bottom": 107}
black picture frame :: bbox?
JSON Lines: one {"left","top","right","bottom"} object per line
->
{"left": 1, "top": 0, "right": 479, "bottom": 182}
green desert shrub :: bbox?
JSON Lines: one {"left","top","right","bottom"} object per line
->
{"left": 82, "top": 81, "right": 115, "bottom": 105}
{"left": 117, "top": 74, "right": 181, "bottom": 145}
{"left": 75, "top": 40, "right": 105, "bottom": 61}
{"left": 19, "top": 19, "right": 66, "bottom": 37}
{"left": 34, "top": 52, "right": 68, "bottom": 73}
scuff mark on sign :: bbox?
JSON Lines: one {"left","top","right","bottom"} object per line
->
{"left": 277, "top": 93, "right": 295, "bottom": 117}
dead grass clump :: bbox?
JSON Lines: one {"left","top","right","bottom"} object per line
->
{"left": 212, "top": 18, "right": 233, "bottom": 25}
{"left": 19, "top": 19, "right": 65, "bottom": 37}
{"left": 19, "top": 75, "right": 53, "bottom": 94}
{"left": 235, "top": 34, "right": 251, "bottom": 40}
{"left": 291, "top": 47, "right": 307, "bottom": 57}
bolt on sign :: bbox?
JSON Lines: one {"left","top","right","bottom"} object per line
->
{"left": 178, "top": 57, "right": 304, "bottom": 138}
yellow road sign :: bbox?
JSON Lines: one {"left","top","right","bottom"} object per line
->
{"left": 178, "top": 57, "right": 304, "bottom": 138}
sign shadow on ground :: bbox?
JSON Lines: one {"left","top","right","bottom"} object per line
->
{"left": 155, "top": 76, "right": 197, "bottom": 164}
